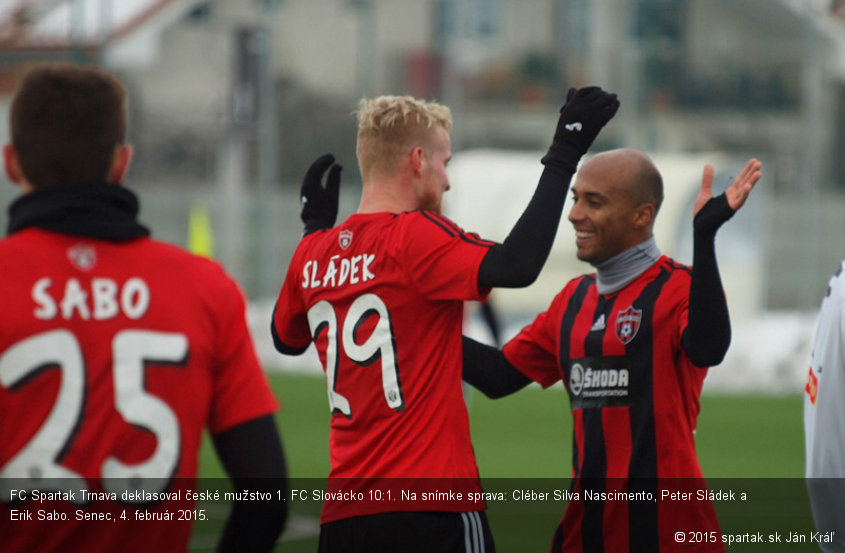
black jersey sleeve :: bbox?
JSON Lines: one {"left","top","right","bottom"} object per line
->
{"left": 477, "top": 87, "right": 619, "bottom": 288}
{"left": 213, "top": 415, "right": 288, "bottom": 553}
{"left": 682, "top": 195, "right": 732, "bottom": 367}
{"left": 271, "top": 304, "right": 309, "bottom": 355}
{"left": 462, "top": 336, "right": 532, "bottom": 398}
{"left": 476, "top": 164, "right": 574, "bottom": 288}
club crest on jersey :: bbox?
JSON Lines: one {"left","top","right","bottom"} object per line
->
{"left": 338, "top": 230, "right": 353, "bottom": 250}
{"left": 67, "top": 243, "right": 97, "bottom": 271}
{"left": 615, "top": 306, "right": 642, "bottom": 345}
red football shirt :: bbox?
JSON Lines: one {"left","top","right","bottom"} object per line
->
{"left": 273, "top": 211, "right": 493, "bottom": 523}
{"left": 504, "top": 256, "right": 723, "bottom": 553}
{"left": 0, "top": 229, "right": 278, "bottom": 553}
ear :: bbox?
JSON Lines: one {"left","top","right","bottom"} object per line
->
{"left": 3, "top": 144, "right": 23, "bottom": 184}
{"left": 409, "top": 146, "right": 424, "bottom": 176}
{"left": 107, "top": 144, "right": 133, "bottom": 184}
{"left": 632, "top": 203, "right": 655, "bottom": 230}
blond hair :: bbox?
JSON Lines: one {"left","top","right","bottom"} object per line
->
{"left": 356, "top": 95, "right": 452, "bottom": 178}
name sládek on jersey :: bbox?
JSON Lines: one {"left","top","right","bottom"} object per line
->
{"left": 301, "top": 254, "right": 376, "bottom": 290}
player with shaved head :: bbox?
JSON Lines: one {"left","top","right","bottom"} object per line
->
{"left": 464, "top": 150, "right": 762, "bottom": 553}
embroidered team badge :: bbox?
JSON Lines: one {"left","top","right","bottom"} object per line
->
{"left": 67, "top": 243, "right": 97, "bottom": 271}
{"left": 615, "top": 306, "right": 642, "bottom": 345}
{"left": 338, "top": 229, "right": 353, "bottom": 250}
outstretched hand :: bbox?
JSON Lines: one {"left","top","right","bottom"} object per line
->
{"left": 693, "top": 158, "right": 762, "bottom": 216}
{"left": 301, "top": 153, "right": 342, "bottom": 236}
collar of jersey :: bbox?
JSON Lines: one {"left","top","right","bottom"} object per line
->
{"left": 595, "top": 236, "right": 662, "bottom": 295}
{"left": 7, "top": 182, "right": 150, "bottom": 241}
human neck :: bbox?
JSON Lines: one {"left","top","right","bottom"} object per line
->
{"left": 594, "top": 236, "right": 661, "bottom": 295}
{"left": 7, "top": 182, "right": 149, "bottom": 240}
{"left": 357, "top": 175, "right": 417, "bottom": 214}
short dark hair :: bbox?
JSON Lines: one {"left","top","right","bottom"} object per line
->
{"left": 10, "top": 63, "right": 128, "bottom": 188}
{"left": 631, "top": 158, "right": 664, "bottom": 216}
{"left": 645, "top": 166, "right": 664, "bottom": 215}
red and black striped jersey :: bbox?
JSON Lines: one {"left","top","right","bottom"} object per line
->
{"left": 504, "top": 256, "right": 723, "bottom": 553}
{"left": 273, "top": 210, "right": 494, "bottom": 523}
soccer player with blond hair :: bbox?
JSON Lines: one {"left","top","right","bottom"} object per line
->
{"left": 273, "top": 88, "right": 619, "bottom": 553}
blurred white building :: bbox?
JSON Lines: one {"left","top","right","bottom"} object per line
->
{"left": 2, "top": 0, "right": 845, "bottom": 311}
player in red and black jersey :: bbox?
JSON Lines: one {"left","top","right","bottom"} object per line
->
{"left": 0, "top": 64, "right": 285, "bottom": 553}
{"left": 463, "top": 150, "right": 762, "bottom": 553}
{"left": 272, "top": 90, "right": 619, "bottom": 552}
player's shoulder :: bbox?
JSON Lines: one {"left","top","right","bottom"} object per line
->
{"left": 0, "top": 227, "right": 44, "bottom": 253}
{"left": 822, "top": 260, "right": 845, "bottom": 302}
{"left": 396, "top": 210, "right": 494, "bottom": 246}
{"left": 653, "top": 256, "right": 692, "bottom": 289}
{"left": 829, "top": 260, "right": 845, "bottom": 283}
{"left": 648, "top": 256, "right": 692, "bottom": 307}
{"left": 286, "top": 226, "right": 347, "bottom": 264}
{"left": 400, "top": 210, "right": 469, "bottom": 235}
{"left": 140, "top": 237, "right": 239, "bottom": 288}
{"left": 401, "top": 209, "right": 460, "bottom": 231}
{"left": 555, "top": 273, "right": 597, "bottom": 304}
{"left": 142, "top": 237, "right": 222, "bottom": 267}
{"left": 659, "top": 255, "right": 692, "bottom": 277}
{"left": 568, "top": 271, "right": 597, "bottom": 289}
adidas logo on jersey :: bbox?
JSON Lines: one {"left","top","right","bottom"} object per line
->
{"left": 590, "top": 314, "right": 606, "bottom": 331}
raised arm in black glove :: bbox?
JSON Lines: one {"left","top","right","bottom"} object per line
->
{"left": 541, "top": 86, "right": 621, "bottom": 173}
{"left": 477, "top": 86, "right": 620, "bottom": 288}
{"left": 683, "top": 158, "right": 762, "bottom": 367}
{"left": 300, "top": 153, "right": 342, "bottom": 236}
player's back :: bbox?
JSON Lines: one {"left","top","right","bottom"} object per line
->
{"left": 0, "top": 228, "right": 262, "bottom": 552}
{"left": 288, "top": 212, "right": 481, "bottom": 478}
{"left": 275, "top": 210, "right": 490, "bottom": 522}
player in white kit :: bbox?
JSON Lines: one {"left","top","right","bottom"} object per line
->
{"left": 805, "top": 262, "right": 845, "bottom": 552}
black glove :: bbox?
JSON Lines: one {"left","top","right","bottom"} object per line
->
{"left": 693, "top": 194, "right": 734, "bottom": 237}
{"left": 301, "top": 153, "right": 342, "bottom": 236}
{"left": 541, "top": 86, "right": 620, "bottom": 172}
